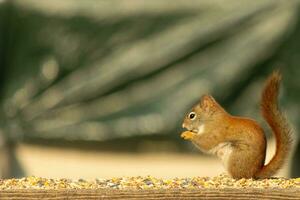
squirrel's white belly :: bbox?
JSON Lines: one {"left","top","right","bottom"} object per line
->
{"left": 209, "top": 142, "right": 233, "bottom": 170}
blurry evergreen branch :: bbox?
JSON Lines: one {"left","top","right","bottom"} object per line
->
{"left": 0, "top": 0, "right": 299, "bottom": 160}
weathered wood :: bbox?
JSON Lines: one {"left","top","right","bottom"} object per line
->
{"left": 0, "top": 188, "right": 299, "bottom": 200}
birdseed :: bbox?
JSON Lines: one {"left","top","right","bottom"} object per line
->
{"left": 0, "top": 174, "right": 299, "bottom": 190}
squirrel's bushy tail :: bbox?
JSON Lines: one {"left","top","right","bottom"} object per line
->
{"left": 255, "top": 71, "right": 292, "bottom": 179}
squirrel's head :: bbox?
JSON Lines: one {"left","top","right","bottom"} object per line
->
{"left": 182, "top": 94, "right": 225, "bottom": 133}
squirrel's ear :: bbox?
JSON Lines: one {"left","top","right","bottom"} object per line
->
{"left": 200, "top": 95, "right": 216, "bottom": 110}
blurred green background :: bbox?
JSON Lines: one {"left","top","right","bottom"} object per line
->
{"left": 0, "top": 0, "right": 299, "bottom": 178}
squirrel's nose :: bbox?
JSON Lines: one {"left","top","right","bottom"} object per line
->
{"left": 182, "top": 123, "right": 186, "bottom": 129}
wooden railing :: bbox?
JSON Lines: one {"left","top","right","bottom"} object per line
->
{"left": 0, "top": 188, "right": 299, "bottom": 200}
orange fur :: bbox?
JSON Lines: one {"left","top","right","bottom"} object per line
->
{"left": 181, "top": 71, "right": 292, "bottom": 179}
{"left": 255, "top": 71, "right": 292, "bottom": 178}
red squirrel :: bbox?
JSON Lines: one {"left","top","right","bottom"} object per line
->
{"left": 181, "top": 71, "right": 292, "bottom": 179}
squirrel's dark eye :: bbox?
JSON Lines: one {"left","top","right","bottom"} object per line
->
{"left": 188, "top": 112, "right": 196, "bottom": 120}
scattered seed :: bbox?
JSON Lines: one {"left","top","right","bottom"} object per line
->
{"left": 0, "top": 174, "right": 299, "bottom": 190}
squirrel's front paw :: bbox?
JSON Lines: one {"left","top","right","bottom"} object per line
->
{"left": 181, "top": 131, "right": 195, "bottom": 140}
